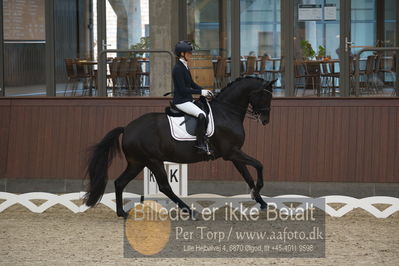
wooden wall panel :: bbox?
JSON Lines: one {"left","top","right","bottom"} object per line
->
{"left": 0, "top": 97, "right": 398, "bottom": 183}
{"left": 0, "top": 100, "right": 11, "bottom": 178}
{"left": 395, "top": 109, "right": 399, "bottom": 182}
{"left": 386, "top": 107, "right": 397, "bottom": 181}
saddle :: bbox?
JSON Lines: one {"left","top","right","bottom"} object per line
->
{"left": 165, "top": 96, "right": 215, "bottom": 141}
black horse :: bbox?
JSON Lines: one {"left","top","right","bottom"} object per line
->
{"left": 84, "top": 77, "right": 275, "bottom": 218}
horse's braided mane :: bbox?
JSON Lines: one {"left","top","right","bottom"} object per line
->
{"left": 215, "top": 76, "right": 268, "bottom": 98}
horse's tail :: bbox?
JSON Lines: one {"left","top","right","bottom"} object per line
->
{"left": 84, "top": 127, "right": 124, "bottom": 207}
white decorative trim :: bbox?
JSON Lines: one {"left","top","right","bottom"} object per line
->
{"left": 0, "top": 192, "right": 398, "bottom": 218}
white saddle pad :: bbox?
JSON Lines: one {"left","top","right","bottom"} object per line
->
{"left": 167, "top": 101, "right": 215, "bottom": 141}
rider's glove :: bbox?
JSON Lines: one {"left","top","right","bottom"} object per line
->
{"left": 201, "top": 90, "right": 214, "bottom": 97}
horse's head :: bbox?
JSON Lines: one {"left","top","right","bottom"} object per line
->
{"left": 213, "top": 77, "right": 276, "bottom": 124}
{"left": 248, "top": 79, "right": 276, "bottom": 125}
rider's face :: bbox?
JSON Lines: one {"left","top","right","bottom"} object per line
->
{"left": 182, "top": 52, "right": 192, "bottom": 61}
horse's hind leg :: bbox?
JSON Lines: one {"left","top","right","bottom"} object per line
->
{"left": 115, "top": 162, "right": 144, "bottom": 218}
{"left": 146, "top": 160, "right": 196, "bottom": 217}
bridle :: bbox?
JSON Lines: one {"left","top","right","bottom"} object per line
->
{"left": 247, "top": 88, "right": 272, "bottom": 122}
{"left": 212, "top": 88, "right": 272, "bottom": 122}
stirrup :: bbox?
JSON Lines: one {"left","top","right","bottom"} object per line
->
{"left": 194, "top": 142, "right": 213, "bottom": 156}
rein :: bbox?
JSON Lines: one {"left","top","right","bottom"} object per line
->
{"left": 212, "top": 98, "right": 247, "bottom": 117}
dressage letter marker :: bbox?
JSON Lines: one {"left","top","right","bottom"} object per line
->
{"left": 144, "top": 162, "right": 188, "bottom": 196}
{"left": 170, "top": 169, "right": 178, "bottom": 182}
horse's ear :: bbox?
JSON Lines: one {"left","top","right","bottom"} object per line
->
{"left": 265, "top": 79, "right": 277, "bottom": 91}
{"left": 269, "top": 79, "right": 278, "bottom": 85}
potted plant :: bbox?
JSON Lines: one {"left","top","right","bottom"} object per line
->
{"left": 300, "top": 40, "right": 315, "bottom": 60}
{"left": 317, "top": 45, "right": 326, "bottom": 60}
{"left": 129, "top": 37, "right": 150, "bottom": 57}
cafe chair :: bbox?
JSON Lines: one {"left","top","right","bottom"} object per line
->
{"left": 63, "top": 59, "right": 78, "bottom": 96}
{"left": 294, "top": 61, "right": 319, "bottom": 96}
{"left": 320, "top": 61, "right": 340, "bottom": 95}
{"left": 126, "top": 58, "right": 140, "bottom": 95}
{"left": 108, "top": 58, "right": 119, "bottom": 96}
{"left": 214, "top": 57, "right": 230, "bottom": 91}
{"left": 329, "top": 62, "right": 340, "bottom": 94}
{"left": 75, "top": 59, "right": 95, "bottom": 96}
{"left": 359, "top": 55, "right": 378, "bottom": 95}
{"left": 107, "top": 57, "right": 131, "bottom": 96}
{"left": 256, "top": 55, "right": 269, "bottom": 79}
{"left": 376, "top": 53, "right": 397, "bottom": 95}
{"left": 265, "top": 57, "right": 284, "bottom": 90}
{"left": 117, "top": 57, "right": 130, "bottom": 95}
{"left": 136, "top": 58, "right": 150, "bottom": 95}
{"left": 319, "top": 62, "right": 330, "bottom": 94}
{"left": 242, "top": 56, "right": 257, "bottom": 76}
{"left": 349, "top": 55, "right": 358, "bottom": 95}
{"left": 372, "top": 53, "right": 385, "bottom": 94}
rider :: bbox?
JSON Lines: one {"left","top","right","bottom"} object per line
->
{"left": 172, "top": 40, "right": 214, "bottom": 155}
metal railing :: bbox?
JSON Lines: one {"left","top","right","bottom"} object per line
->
{"left": 354, "top": 47, "right": 399, "bottom": 96}
{"left": 97, "top": 49, "right": 175, "bottom": 96}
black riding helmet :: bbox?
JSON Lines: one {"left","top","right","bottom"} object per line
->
{"left": 174, "top": 41, "right": 193, "bottom": 57}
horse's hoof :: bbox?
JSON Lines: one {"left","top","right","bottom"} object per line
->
{"left": 260, "top": 203, "right": 268, "bottom": 210}
{"left": 117, "top": 210, "right": 128, "bottom": 218}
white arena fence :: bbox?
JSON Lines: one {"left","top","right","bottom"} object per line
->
{"left": 0, "top": 192, "right": 398, "bottom": 219}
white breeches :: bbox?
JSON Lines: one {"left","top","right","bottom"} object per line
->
{"left": 175, "top": 101, "right": 206, "bottom": 118}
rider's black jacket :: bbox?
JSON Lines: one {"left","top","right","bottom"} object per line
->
{"left": 172, "top": 60, "right": 203, "bottom": 104}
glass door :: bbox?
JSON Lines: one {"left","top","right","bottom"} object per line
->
{"left": 55, "top": 0, "right": 97, "bottom": 96}
{"left": 186, "top": 0, "right": 232, "bottom": 91}
{"left": 240, "top": 0, "right": 282, "bottom": 94}
{"left": 351, "top": 0, "right": 396, "bottom": 96}
{"left": 2, "top": 0, "right": 46, "bottom": 96}
{"left": 96, "top": 0, "right": 150, "bottom": 97}
{"left": 294, "top": 0, "right": 341, "bottom": 96}
{"left": 382, "top": 0, "right": 397, "bottom": 95}
{"left": 187, "top": 0, "right": 231, "bottom": 58}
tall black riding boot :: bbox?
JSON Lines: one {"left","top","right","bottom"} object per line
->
{"left": 194, "top": 114, "right": 213, "bottom": 155}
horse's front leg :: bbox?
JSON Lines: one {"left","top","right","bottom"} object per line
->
{"left": 228, "top": 147, "right": 267, "bottom": 209}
